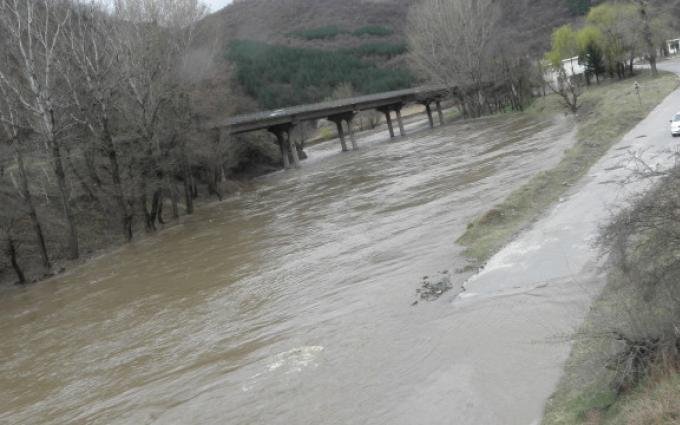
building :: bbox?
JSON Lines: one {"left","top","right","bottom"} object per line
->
{"left": 544, "top": 57, "right": 586, "bottom": 87}
{"left": 668, "top": 38, "right": 680, "bottom": 56}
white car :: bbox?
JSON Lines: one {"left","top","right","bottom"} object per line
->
{"left": 672, "top": 112, "right": 680, "bottom": 137}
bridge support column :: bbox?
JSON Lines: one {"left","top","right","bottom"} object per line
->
{"left": 268, "top": 124, "right": 298, "bottom": 169}
{"left": 346, "top": 118, "right": 358, "bottom": 150}
{"left": 287, "top": 129, "right": 301, "bottom": 168}
{"left": 395, "top": 107, "right": 406, "bottom": 137}
{"left": 280, "top": 139, "right": 291, "bottom": 169}
{"left": 328, "top": 112, "right": 357, "bottom": 152}
{"left": 378, "top": 107, "right": 395, "bottom": 138}
{"left": 436, "top": 100, "right": 444, "bottom": 125}
{"left": 334, "top": 120, "right": 349, "bottom": 152}
{"left": 423, "top": 102, "right": 435, "bottom": 129}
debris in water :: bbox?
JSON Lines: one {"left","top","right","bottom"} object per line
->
{"left": 413, "top": 271, "right": 453, "bottom": 303}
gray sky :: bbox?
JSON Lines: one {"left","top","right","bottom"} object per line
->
{"left": 204, "top": 0, "right": 232, "bottom": 11}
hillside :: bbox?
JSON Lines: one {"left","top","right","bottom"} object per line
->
{"left": 193, "top": 0, "right": 680, "bottom": 114}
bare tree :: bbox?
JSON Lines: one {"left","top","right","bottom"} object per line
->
{"left": 0, "top": 74, "right": 52, "bottom": 270}
{"left": 60, "top": 1, "right": 135, "bottom": 241}
{"left": 113, "top": 0, "right": 207, "bottom": 232}
{"left": 407, "top": 0, "right": 501, "bottom": 117}
{"left": 549, "top": 67, "right": 582, "bottom": 113}
{"left": 0, "top": 0, "right": 80, "bottom": 259}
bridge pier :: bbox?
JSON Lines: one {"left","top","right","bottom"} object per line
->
{"left": 422, "top": 101, "right": 435, "bottom": 129}
{"left": 419, "top": 97, "right": 446, "bottom": 128}
{"left": 268, "top": 124, "right": 299, "bottom": 169}
{"left": 288, "top": 130, "right": 301, "bottom": 167}
{"left": 347, "top": 119, "right": 358, "bottom": 150}
{"left": 377, "top": 106, "right": 395, "bottom": 138}
{"left": 328, "top": 112, "right": 357, "bottom": 152}
{"left": 394, "top": 105, "right": 406, "bottom": 137}
{"left": 436, "top": 100, "right": 445, "bottom": 125}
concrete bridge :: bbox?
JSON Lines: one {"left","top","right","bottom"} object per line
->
{"left": 213, "top": 86, "right": 450, "bottom": 169}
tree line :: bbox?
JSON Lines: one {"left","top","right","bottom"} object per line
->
{"left": 0, "top": 0, "right": 240, "bottom": 284}
{"left": 406, "top": 0, "right": 674, "bottom": 118}
{"left": 406, "top": 0, "right": 539, "bottom": 118}
{"left": 545, "top": 1, "right": 672, "bottom": 111}
{"left": 289, "top": 24, "right": 394, "bottom": 40}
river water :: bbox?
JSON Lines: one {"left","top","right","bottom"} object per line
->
{"left": 1, "top": 113, "right": 583, "bottom": 424}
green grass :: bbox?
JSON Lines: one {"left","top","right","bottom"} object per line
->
{"left": 456, "top": 71, "right": 680, "bottom": 264}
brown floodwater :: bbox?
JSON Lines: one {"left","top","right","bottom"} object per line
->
{"left": 1, "top": 113, "right": 581, "bottom": 424}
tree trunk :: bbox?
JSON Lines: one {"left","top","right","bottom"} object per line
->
{"left": 140, "top": 191, "right": 156, "bottom": 233}
{"left": 180, "top": 143, "right": 194, "bottom": 215}
{"left": 171, "top": 184, "right": 179, "bottom": 220}
{"left": 6, "top": 236, "right": 26, "bottom": 285}
{"left": 638, "top": 0, "right": 657, "bottom": 76}
{"left": 208, "top": 166, "right": 223, "bottom": 201}
{"left": 152, "top": 189, "right": 165, "bottom": 225}
{"left": 628, "top": 57, "right": 635, "bottom": 76}
{"left": 99, "top": 118, "right": 133, "bottom": 241}
{"left": 15, "top": 148, "right": 51, "bottom": 270}
{"left": 65, "top": 150, "right": 103, "bottom": 212}
{"left": 50, "top": 140, "right": 79, "bottom": 259}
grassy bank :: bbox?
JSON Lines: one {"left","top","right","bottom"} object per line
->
{"left": 456, "top": 71, "right": 680, "bottom": 264}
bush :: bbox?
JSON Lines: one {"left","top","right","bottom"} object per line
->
{"left": 597, "top": 163, "right": 680, "bottom": 390}
{"left": 352, "top": 25, "right": 393, "bottom": 37}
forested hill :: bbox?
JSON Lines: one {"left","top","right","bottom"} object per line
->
{"left": 194, "top": 0, "right": 679, "bottom": 111}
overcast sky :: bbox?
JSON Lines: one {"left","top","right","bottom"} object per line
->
{"left": 204, "top": 0, "right": 232, "bottom": 12}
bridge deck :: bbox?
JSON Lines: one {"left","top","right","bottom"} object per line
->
{"left": 215, "top": 86, "right": 448, "bottom": 134}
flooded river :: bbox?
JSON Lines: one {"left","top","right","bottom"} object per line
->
{"left": 1, "top": 113, "right": 584, "bottom": 424}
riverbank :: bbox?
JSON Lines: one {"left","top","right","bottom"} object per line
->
{"left": 543, "top": 163, "right": 680, "bottom": 424}
{"left": 457, "top": 70, "right": 680, "bottom": 265}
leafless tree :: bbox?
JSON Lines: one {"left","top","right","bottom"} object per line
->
{"left": 112, "top": 0, "right": 207, "bottom": 232}
{"left": 60, "top": 1, "right": 135, "bottom": 240}
{"left": 0, "top": 0, "right": 80, "bottom": 259}
{"left": 407, "top": 0, "right": 501, "bottom": 117}
{"left": 549, "top": 67, "right": 582, "bottom": 113}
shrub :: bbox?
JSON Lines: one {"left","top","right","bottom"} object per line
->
{"left": 352, "top": 25, "right": 393, "bottom": 37}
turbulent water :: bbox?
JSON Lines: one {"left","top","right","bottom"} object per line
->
{"left": 1, "top": 113, "right": 584, "bottom": 424}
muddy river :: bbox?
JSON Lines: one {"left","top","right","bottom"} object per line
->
{"left": 1, "top": 113, "right": 581, "bottom": 424}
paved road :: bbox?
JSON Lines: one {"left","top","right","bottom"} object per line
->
{"left": 457, "top": 59, "right": 680, "bottom": 424}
